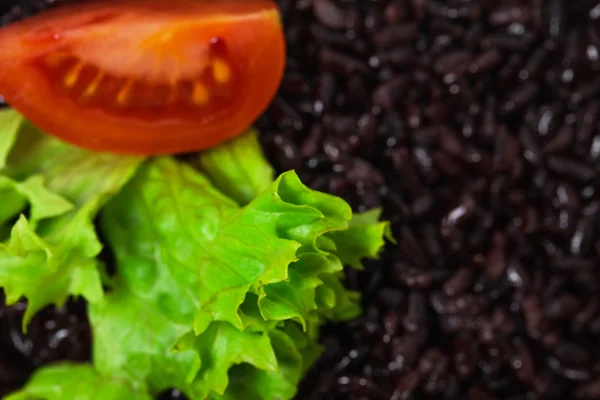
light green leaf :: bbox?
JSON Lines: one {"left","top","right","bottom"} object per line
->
{"left": 95, "top": 156, "right": 386, "bottom": 398}
{"left": 4, "top": 363, "right": 152, "bottom": 400}
{"left": 257, "top": 250, "right": 345, "bottom": 330}
{"left": 196, "top": 128, "right": 275, "bottom": 206}
{"left": 0, "top": 108, "right": 22, "bottom": 169}
{"left": 319, "top": 274, "right": 362, "bottom": 321}
{"left": 175, "top": 322, "right": 279, "bottom": 398}
{"left": 219, "top": 327, "right": 314, "bottom": 400}
{"left": 90, "top": 285, "right": 304, "bottom": 400}
{"left": 0, "top": 175, "right": 73, "bottom": 228}
{"left": 0, "top": 111, "right": 392, "bottom": 400}
{"left": 327, "top": 208, "right": 394, "bottom": 270}
{"left": 99, "top": 157, "right": 328, "bottom": 336}
{"left": 89, "top": 286, "right": 199, "bottom": 396}
{"left": 4, "top": 119, "right": 144, "bottom": 209}
{"left": 0, "top": 118, "right": 144, "bottom": 328}
{"left": 0, "top": 215, "right": 104, "bottom": 330}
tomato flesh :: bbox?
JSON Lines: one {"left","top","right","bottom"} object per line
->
{"left": 0, "top": 0, "right": 286, "bottom": 155}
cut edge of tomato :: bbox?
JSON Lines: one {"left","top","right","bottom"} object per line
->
{"left": 1, "top": 35, "right": 285, "bottom": 155}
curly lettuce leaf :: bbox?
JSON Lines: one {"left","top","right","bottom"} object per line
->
{"left": 89, "top": 285, "right": 199, "bottom": 395}
{"left": 4, "top": 363, "right": 152, "bottom": 400}
{"left": 196, "top": 128, "right": 275, "bottom": 206}
{"left": 1, "top": 109, "right": 390, "bottom": 400}
{"left": 0, "top": 110, "right": 144, "bottom": 328}
{"left": 0, "top": 175, "right": 73, "bottom": 230}
{"left": 326, "top": 208, "right": 394, "bottom": 270}
{"left": 91, "top": 157, "right": 298, "bottom": 397}
{"left": 175, "top": 322, "right": 279, "bottom": 397}
{"left": 99, "top": 157, "right": 354, "bottom": 335}
{"left": 0, "top": 214, "right": 105, "bottom": 331}
{"left": 218, "top": 324, "right": 322, "bottom": 400}
{"left": 90, "top": 282, "right": 311, "bottom": 399}
{"left": 94, "top": 156, "right": 388, "bottom": 399}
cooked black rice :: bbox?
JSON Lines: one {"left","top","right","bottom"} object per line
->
{"left": 259, "top": 0, "right": 600, "bottom": 399}
{"left": 3, "top": 0, "right": 600, "bottom": 399}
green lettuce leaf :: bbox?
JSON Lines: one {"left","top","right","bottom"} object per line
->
{"left": 99, "top": 157, "right": 355, "bottom": 335}
{"left": 89, "top": 285, "right": 199, "bottom": 395}
{"left": 0, "top": 108, "right": 21, "bottom": 169}
{"left": 92, "top": 155, "right": 388, "bottom": 399}
{"left": 4, "top": 363, "right": 152, "bottom": 400}
{"left": 326, "top": 208, "right": 394, "bottom": 270}
{"left": 196, "top": 128, "right": 274, "bottom": 206}
{"left": 0, "top": 175, "right": 73, "bottom": 230}
{"left": 219, "top": 324, "right": 322, "bottom": 400}
{"left": 89, "top": 282, "right": 314, "bottom": 399}
{"left": 2, "top": 121, "right": 390, "bottom": 399}
{"left": 0, "top": 111, "right": 144, "bottom": 328}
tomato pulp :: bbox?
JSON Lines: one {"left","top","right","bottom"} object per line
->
{"left": 0, "top": 0, "right": 286, "bottom": 155}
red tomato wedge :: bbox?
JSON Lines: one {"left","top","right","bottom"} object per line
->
{"left": 0, "top": 0, "right": 285, "bottom": 155}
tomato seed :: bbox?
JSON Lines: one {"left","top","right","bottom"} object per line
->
{"left": 191, "top": 81, "right": 210, "bottom": 105}
{"left": 63, "top": 61, "right": 84, "bottom": 88}
{"left": 82, "top": 71, "right": 104, "bottom": 98}
{"left": 115, "top": 79, "right": 135, "bottom": 106}
{"left": 212, "top": 58, "right": 231, "bottom": 84}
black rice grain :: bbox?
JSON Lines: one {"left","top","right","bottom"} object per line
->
{"left": 0, "top": 292, "right": 91, "bottom": 398}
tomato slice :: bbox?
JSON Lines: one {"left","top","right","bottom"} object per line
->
{"left": 0, "top": 0, "right": 285, "bottom": 155}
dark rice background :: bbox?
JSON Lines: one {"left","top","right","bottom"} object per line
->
{"left": 2, "top": 0, "right": 600, "bottom": 399}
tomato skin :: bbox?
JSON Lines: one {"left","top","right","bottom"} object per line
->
{"left": 0, "top": 0, "right": 285, "bottom": 155}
